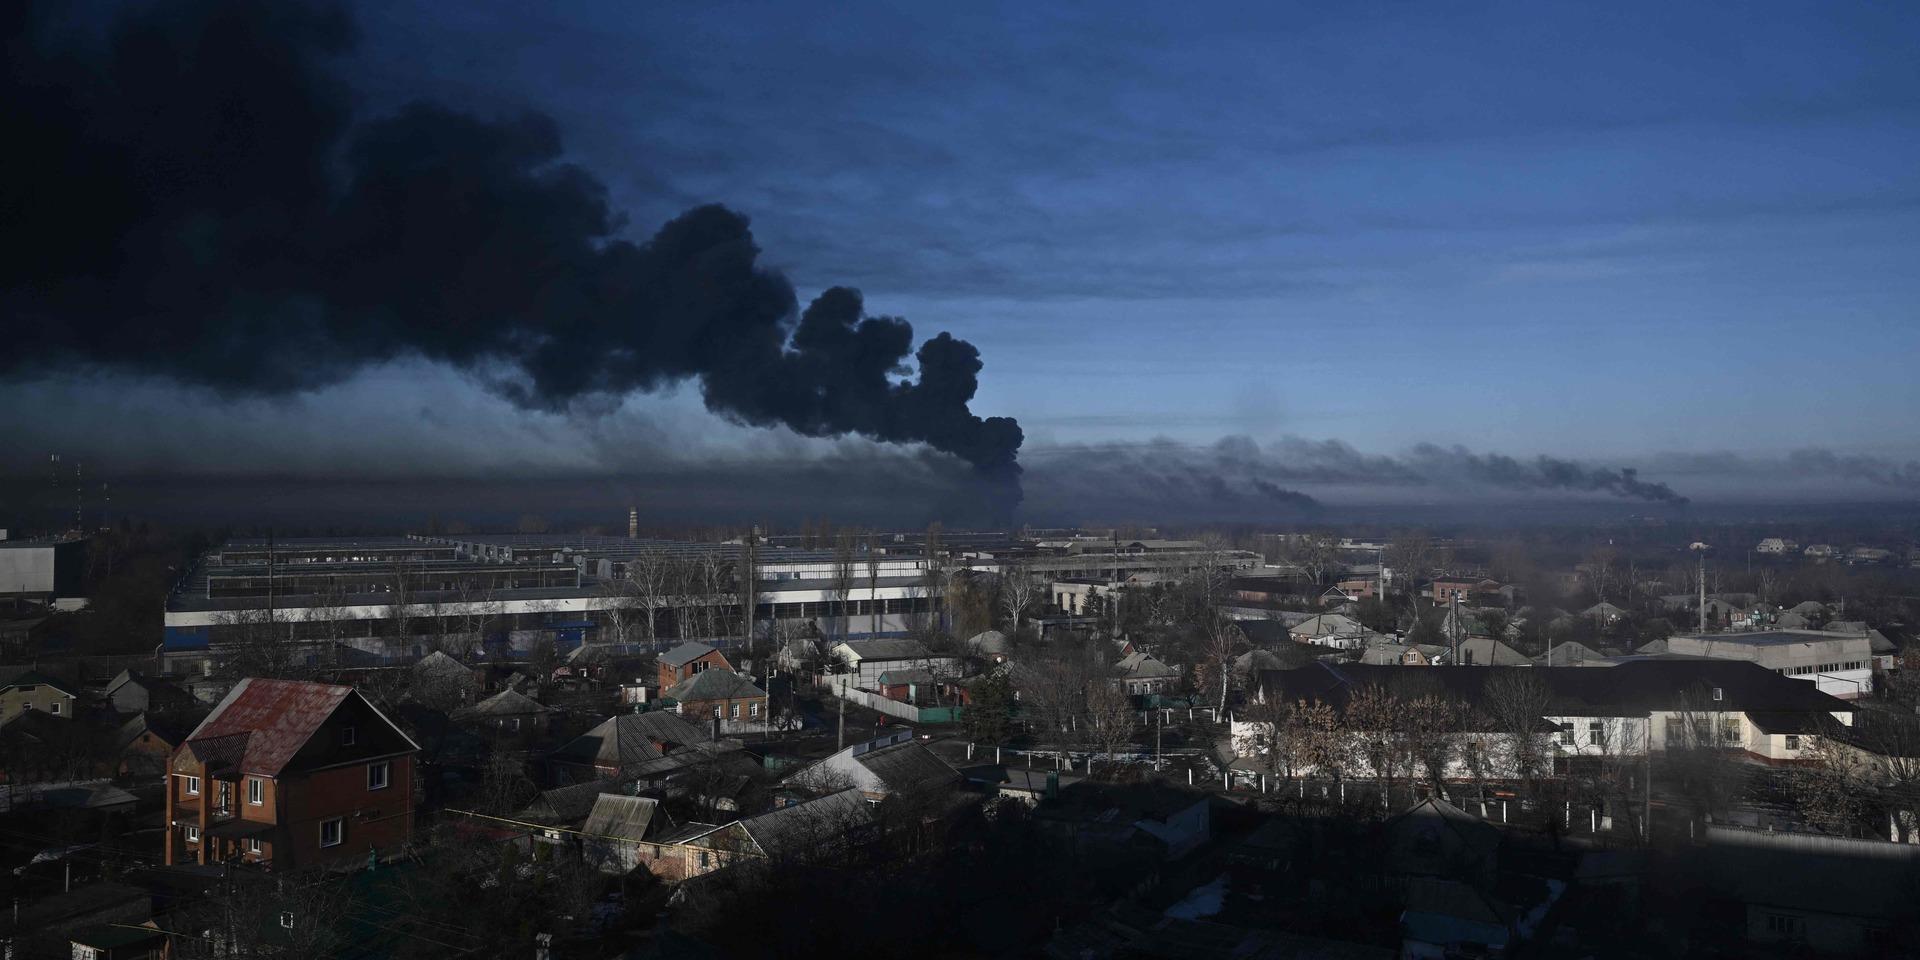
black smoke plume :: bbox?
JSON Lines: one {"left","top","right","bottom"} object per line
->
{"left": 1785, "top": 449, "right": 1920, "bottom": 488}
{"left": 1, "top": 1, "right": 1021, "bottom": 493}
{"left": 1031, "top": 435, "right": 1688, "bottom": 506}
{"left": 1402, "top": 444, "right": 1689, "bottom": 504}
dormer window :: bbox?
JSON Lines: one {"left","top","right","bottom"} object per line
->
{"left": 1712, "top": 687, "right": 1724, "bottom": 701}
{"left": 341, "top": 726, "right": 357, "bottom": 746}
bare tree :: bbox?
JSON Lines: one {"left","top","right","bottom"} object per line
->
{"left": 1202, "top": 612, "right": 1243, "bottom": 714}
{"left": 738, "top": 534, "right": 762, "bottom": 646}
{"left": 1021, "top": 644, "right": 1104, "bottom": 741}
{"left": 1285, "top": 533, "right": 1342, "bottom": 588}
{"left": 627, "top": 549, "right": 671, "bottom": 645}
{"left": 1287, "top": 698, "right": 1348, "bottom": 781}
{"left": 1791, "top": 726, "right": 1872, "bottom": 836}
{"left": 1580, "top": 547, "right": 1618, "bottom": 603}
{"left": 831, "top": 529, "right": 857, "bottom": 642}
{"left": 1082, "top": 678, "right": 1137, "bottom": 778}
{"left": 1483, "top": 670, "right": 1554, "bottom": 794}
{"left": 865, "top": 532, "right": 883, "bottom": 635}
{"left": 1345, "top": 683, "right": 1414, "bottom": 804}
{"left": 998, "top": 559, "right": 1040, "bottom": 636}
{"left": 600, "top": 576, "right": 643, "bottom": 648}
{"left": 1403, "top": 687, "right": 1464, "bottom": 799}
{"left": 920, "top": 522, "right": 946, "bottom": 634}
{"left": 1661, "top": 685, "right": 1745, "bottom": 824}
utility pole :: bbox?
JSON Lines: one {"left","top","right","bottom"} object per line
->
{"left": 1449, "top": 593, "right": 1461, "bottom": 666}
{"left": 1691, "top": 542, "right": 1710, "bottom": 634}
{"left": 836, "top": 692, "right": 845, "bottom": 751}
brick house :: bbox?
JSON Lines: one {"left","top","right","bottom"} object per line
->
{"left": 666, "top": 668, "right": 769, "bottom": 725}
{"left": 1428, "top": 577, "right": 1502, "bottom": 605}
{"left": 658, "top": 641, "right": 732, "bottom": 689}
{"left": 165, "top": 678, "right": 418, "bottom": 870}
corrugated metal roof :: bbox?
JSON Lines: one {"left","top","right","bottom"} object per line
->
{"left": 451, "top": 688, "right": 550, "bottom": 721}
{"left": 182, "top": 678, "right": 353, "bottom": 776}
{"left": 664, "top": 670, "right": 765, "bottom": 703}
{"left": 552, "top": 711, "right": 716, "bottom": 768}
{"left": 582, "top": 794, "right": 664, "bottom": 842}
{"left": 738, "top": 789, "right": 872, "bottom": 858}
{"left": 660, "top": 641, "right": 721, "bottom": 667}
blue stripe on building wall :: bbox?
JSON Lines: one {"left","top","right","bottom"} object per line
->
{"left": 164, "top": 625, "right": 210, "bottom": 650}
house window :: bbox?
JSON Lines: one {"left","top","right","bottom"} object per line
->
{"left": 750, "top": 702, "right": 761, "bottom": 718}
{"left": 368, "top": 761, "right": 391, "bottom": 791}
{"left": 730, "top": 703, "right": 741, "bottom": 720}
{"left": 184, "top": 824, "right": 200, "bottom": 843}
{"left": 48, "top": 700, "right": 60, "bottom": 715}
{"left": 248, "top": 838, "right": 263, "bottom": 854}
{"left": 713, "top": 705, "right": 722, "bottom": 719}
{"left": 1785, "top": 735, "right": 1801, "bottom": 751}
{"left": 1558, "top": 723, "right": 1574, "bottom": 746}
{"left": 1765, "top": 913, "right": 1803, "bottom": 938}
{"left": 319, "top": 817, "right": 344, "bottom": 848}
{"left": 248, "top": 777, "right": 264, "bottom": 805}
{"left": 341, "top": 726, "right": 357, "bottom": 746}
{"left": 185, "top": 775, "right": 201, "bottom": 796}
{"left": 281, "top": 911, "right": 295, "bottom": 929}
{"left": 1712, "top": 687, "right": 1723, "bottom": 701}
{"left": 1588, "top": 721, "right": 1604, "bottom": 745}
{"left": 1721, "top": 718, "right": 1742, "bottom": 743}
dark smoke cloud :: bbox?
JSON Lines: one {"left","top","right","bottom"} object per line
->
{"left": 1402, "top": 444, "right": 1688, "bottom": 504}
{"left": 1029, "top": 435, "right": 1689, "bottom": 506}
{"left": 1022, "top": 437, "right": 1322, "bottom": 523}
{"left": 1, "top": 1, "right": 1021, "bottom": 490}
{"left": 1784, "top": 449, "right": 1920, "bottom": 488}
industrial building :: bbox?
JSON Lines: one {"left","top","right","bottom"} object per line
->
{"left": 160, "top": 531, "right": 1257, "bottom": 675}
{"left": 1664, "top": 630, "right": 1876, "bottom": 699}
{"left": 0, "top": 533, "right": 88, "bottom": 607}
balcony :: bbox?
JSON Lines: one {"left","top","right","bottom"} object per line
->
{"left": 172, "top": 796, "right": 238, "bottom": 823}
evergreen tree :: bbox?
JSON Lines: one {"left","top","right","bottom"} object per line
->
{"left": 962, "top": 670, "right": 1017, "bottom": 745}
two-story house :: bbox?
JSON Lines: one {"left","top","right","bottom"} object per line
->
{"left": 165, "top": 678, "right": 418, "bottom": 869}
{"left": 657, "top": 641, "right": 732, "bottom": 689}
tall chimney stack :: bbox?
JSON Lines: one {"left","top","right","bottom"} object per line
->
{"left": 628, "top": 507, "right": 638, "bottom": 540}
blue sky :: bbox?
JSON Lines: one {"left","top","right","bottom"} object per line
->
{"left": 5, "top": 0, "right": 1919, "bottom": 514}
{"left": 341, "top": 0, "right": 1920, "bottom": 459}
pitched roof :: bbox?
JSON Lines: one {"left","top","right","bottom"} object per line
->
{"left": 877, "top": 667, "right": 936, "bottom": 686}
{"left": 788, "top": 733, "right": 961, "bottom": 797}
{"left": 834, "top": 638, "right": 932, "bottom": 661}
{"left": 183, "top": 679, "right": 379, "bottom": 776}
{"left": 550, "top": 711, "right": 716, "bottom": 769}
{"left": 582, "top": 794, "right": 666, "bottom": 843}
{"left": 1291, "top": 614, "right": 1362, "bottom": 636}
{"left": 1235, "top": 644, "right": 1323, "bottom": 673}
{"left": 852, "top": 739, "right": 961, "bottom": 793}
{"left": 660, "top": 641, "right": 722, "bottom": 667}
{"left": 0, "top": 668, "right": 76, "bottom": 697}
{"left": 737, "top": 788, "right": 873, "bottom": 858}
{"left": 1459, "top": 636, "right": 1531, "bottom": 666}
{"left": 521, "top": 780, "right": 622, "bottom": 825}
{"left": 112, "top": 711, "right": 194, "bottom": 752}
{"left": 451, "top": 687, "right": 551, "bottom": 721}
{"left": 1116, "top": 650, "right": 1180, "bottom": 680}
{"left": 664, "top": 669, "right": 766, "bottom": 703}
{"left": 966, "top": 630, "right": 1009, "bottom": 656}
{"left": 412, "top": 651, "right": 476, "bottom": 682}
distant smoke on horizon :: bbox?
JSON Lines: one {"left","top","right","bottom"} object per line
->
{"left": 1029, "top": 435, "right": 1690, "bottom": 507}
{"left": 1, "top": 0, "right": 1022, "bottom": 502}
